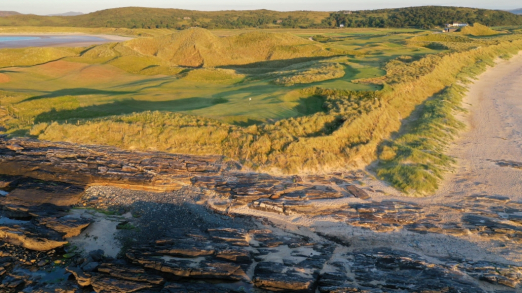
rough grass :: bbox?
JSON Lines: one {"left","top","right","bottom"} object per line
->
{"left": 461, "top": 23, "right": 498, "bottom": 36}
{"left": 375, "top": 46, "right": 518, "bottom": 195}
{"left": 410, "top": 34, "right": 473, "bottom": 43}
{"left": 181, "top": 68, "right": 245, "bottom": 83}
{"left": 273, "top": 63, "right": 345, "bottom": 86}
{"left": 122, "top": 28, "right": 334, "bottom": 68}
{"left": 376, "top": 85, "right": 467, "bottom": 194}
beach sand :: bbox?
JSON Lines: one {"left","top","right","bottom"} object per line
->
{"left": 435, "top": 52, "right": 522, "bottom": 201}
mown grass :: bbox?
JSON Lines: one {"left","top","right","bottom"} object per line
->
{"left": 0, "top": 47, "right": 82, "bottom": 68}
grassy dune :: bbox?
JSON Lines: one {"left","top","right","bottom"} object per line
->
{"left": 123, "top": 28, "right": 333, "bottom": 67}
{"left": 460, "top": 23, "right": 498, "bottom": 36}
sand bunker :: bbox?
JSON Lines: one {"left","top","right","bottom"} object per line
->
{"left": 0, "top": 73, "right": 10, "bottom": 83}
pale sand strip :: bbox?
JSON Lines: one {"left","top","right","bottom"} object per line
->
{"left": 435, "top": 52, "right": 522, "bottom": 201}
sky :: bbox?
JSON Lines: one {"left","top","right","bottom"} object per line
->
{"left": 2, "top": 0, "right": 520, "bottom": 15}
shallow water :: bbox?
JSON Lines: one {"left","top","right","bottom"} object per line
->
{"left": 0, "top": 216, "right": 28, "bottom": 225}
{"left": 0, "top": 36, "right": 40, "bottom": 42}
{"left": 0, "top": 35, "right": 112, "bottom": 48}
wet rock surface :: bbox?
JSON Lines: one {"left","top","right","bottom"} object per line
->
{"left": 1, "top": 137, "right": 522, "bottom": 292}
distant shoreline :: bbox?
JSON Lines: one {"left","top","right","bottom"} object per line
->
{"left": 0, "top": 33, "right": 132, "bottom": 48}
{"left": 0, "top": 33, "right": 131, "bottom": 41}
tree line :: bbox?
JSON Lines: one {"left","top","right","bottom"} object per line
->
{"left": 322, "top": 6, "right": 522, "bottom": 29}
{"left": 0, "top": 6, "right": 521, "bottom": 29}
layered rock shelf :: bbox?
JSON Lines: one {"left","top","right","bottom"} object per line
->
{"left": 1, "top": 137, "right": 522, "bottom": 292}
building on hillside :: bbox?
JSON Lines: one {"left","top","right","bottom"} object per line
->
{"left": 183, "top": 17, "right": 191, "bottom": 20}
{"left": 342, "top": 11, "right": 352, "bottom": 14}
{"left": 276, "top": 19, "right": 283, "bottom": 24}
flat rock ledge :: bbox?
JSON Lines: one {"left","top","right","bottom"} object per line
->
{"left": 1, "top": 137, "right": 522, "bottom": 292}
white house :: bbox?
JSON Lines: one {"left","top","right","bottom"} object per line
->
{"left": 446, "top": 22, "right": 468, "bottom": 28}
{"left": 339, "top": 24, "right": 345, "bottom": 28}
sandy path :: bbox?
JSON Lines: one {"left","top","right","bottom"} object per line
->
{"left": 435, "top": 53, "right": 522, "bottom": 200}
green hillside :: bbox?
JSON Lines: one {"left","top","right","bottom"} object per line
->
{"left": 0, "top": 6, "right": 521, "bottom": 29}
{"left": 0, "top": 8, "right": 328, "bottom": 29}
{"left": 324, "top": 6, "right": 522, "bottom": 28}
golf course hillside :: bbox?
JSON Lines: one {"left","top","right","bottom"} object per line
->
{"left": 1, "top": 25, "right": 522, "bottom": 194}
{"left": 123, "top": 28, "right": 332, "bottom": 67}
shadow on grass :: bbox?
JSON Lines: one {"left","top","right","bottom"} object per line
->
{"left": 230, "top": 119, "right": 265, "bottom": 127}
{"left": 292, "top": 95, "right": 326, "bottom": 116}
{"left": 219, "top": 56, "right": 335, "bottom": 74}
{"left": 19, "top": 88, "right": 138, "bottom": 104}
{"left": 34, "top": 97, "right": 213, "bottom": 123}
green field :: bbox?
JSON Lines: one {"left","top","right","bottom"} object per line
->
{"left": 0, "top": 27, "right": 434, "bottom": 126}
{"left": 1, "top": 23, "right": 522, "bottom": 195}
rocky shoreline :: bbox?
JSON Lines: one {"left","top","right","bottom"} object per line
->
{"left": 1, "top": 137, "right": 522, "bottom": 292}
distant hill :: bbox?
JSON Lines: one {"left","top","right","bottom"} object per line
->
{"left": 47, "top": 12, "right": 84, "bottom": 16}
{"left": 510, "top": 9, "right": 522, "bottom": 15}
{"left": 0, "top": 6, "right": 520, "bottom": 29}
{"left": 0, "top": 7, "right": 328, "bottom": 29}
{"left": 0, "top": 11, "right": 21, "bottom": 17}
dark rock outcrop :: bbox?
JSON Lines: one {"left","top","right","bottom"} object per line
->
{"left": 0, "top": 138, "right": 223, "bottom": 192}
{"left": 2, "top": 137, "right": 522, "bottom": 292}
